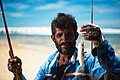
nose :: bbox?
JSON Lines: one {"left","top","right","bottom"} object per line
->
{"left": 61, "top": 34, "right": 69, "bottom": 42}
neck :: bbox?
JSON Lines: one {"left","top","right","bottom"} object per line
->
{"left": 58, "top": 53, "right": 73, "bottom": 66}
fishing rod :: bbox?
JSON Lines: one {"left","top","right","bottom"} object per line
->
{"left": 91, "top": 0, "right": 94, "bottom": 50}
{"left": 0, "top": 0, "right": 14, "bottom": 58}
{"left": 79, "top": 0, "right": 94, "bottom": 69}
{"left": 77, "top": 0, "right": 94, "bottom": 77}
{"left": 0, "top": 0, "right": 20, "bottom": 80}
{"left": 44, "top": 0, "right": 94, "bottom": 79}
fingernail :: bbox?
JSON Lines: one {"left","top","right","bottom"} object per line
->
{"left": 10, "top": 59, "right": 13, "bottom": 62}
{"left": 14, "top": 58, "right": 17, "bottom": 62}
{"left": 18, "top": 63, "right": 20, "bottom": 66}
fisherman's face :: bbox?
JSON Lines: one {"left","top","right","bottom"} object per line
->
{"left": 51, "top": 27, "right": 78, "bottom": 55}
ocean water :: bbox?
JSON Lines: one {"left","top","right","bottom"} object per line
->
{"left": 0, "top": 33, "right": 120, "bottom": 58}
{"left": 0, "top": 27, "right": 120, "bottom": 57}
{"left": 0, "top": 33, "right": 120, "bottom": 46}
{"left": 103, "top": 34, "right": 120, "bottom": 45}
{"left": 0, "top": 27, "right": 120, "bottom": 45}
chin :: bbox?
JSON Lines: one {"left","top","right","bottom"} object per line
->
{"left": 61, "top": 49, "right": 73, "bottom": 55}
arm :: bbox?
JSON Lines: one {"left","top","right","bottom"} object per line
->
{"left": 35, "top": 51, "right": 59, "bottom": 80}
{"left": 34, "top": 61, "right": 47, "bottom": 80}
{"left": 8, "top": 56, "right": 26, "bottom": 80}
{"left": 80, "top": 23, "right": 120, "bottom": 79}
{"left": 92, "top": 40, "right": 120, "bottom": 80}
{"left": 92, "top": 40, "right": 120, "bottom": 74}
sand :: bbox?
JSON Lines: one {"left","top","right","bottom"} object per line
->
{"left": 0, "top": 38, "right": 55, "bottom": 80}
{"left": 0, "top": 37, "right": 120, "bottom": 80}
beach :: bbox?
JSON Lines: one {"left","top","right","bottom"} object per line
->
{"left": 0, "top": 35, "right": 120, "bottom": 80}
{"left": 0, "top": 36, "right": 56, "bottom": 80}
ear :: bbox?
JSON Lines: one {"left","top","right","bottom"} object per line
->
{"left": 51, "top": 35, "right": 55, "bottom": 42}
{"left": 75, "top": 32, "right": 78, "bottom": 40}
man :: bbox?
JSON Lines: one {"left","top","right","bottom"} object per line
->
{"left": 8, "top": 13, "right": 120, "bottom": 80}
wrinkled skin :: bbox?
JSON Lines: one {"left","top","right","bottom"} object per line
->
{"left": 80, "top": 24, "right": 102, "bottom": 42}
{"left": 8, "top": 55, "right": 22, "bottom": 75}
{"left": 80, "top": 24, "right": 103, "bottom": 47}
{"left": 51, "top": 27, "right": 78, "bottom": 55}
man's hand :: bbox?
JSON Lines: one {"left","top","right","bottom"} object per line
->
{"left": 8, "top": 56, "right": 22, "bottom": 77}
{"left": 80, "top": 23, "right": 104, "bottom": 47}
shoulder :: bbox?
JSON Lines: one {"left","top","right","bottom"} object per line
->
{"left": 84, "top": 52, "right": 98, "bottom": 64}
{"left": 40, "top": 50, "right": 59, "bottom": 71}
{"left": 84, "top": 52, "right": 94, "bottom": 60}
{"left": 47, "top": 50, "right": 59, "bottom": 62}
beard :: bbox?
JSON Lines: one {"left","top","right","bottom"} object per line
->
{"left": 55, "top": 41, "right": 76, "bottom": 55}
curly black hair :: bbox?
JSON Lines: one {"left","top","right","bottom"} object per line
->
{"left": 51, "top": 13, "right": 77, "bottom": 35}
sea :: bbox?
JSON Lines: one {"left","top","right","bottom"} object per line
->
{"left": 0, "top": 27, "right": 120, "bottom": 57}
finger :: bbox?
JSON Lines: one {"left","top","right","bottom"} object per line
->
{"left": 10, "top": 56, "right": 21, "bottom": 62}
{"left": 83, "top": 36, "right": 90, "bottom": 40}
{"left": 80, "top": 27, "right": 88, "bottom": 32}
{"left": 8, "top": 61, "right": 15, "bottom": 72}
{"left": 80, "top": 26, "right": 95, "bottom": 32}
{"left": 82, "top": 35, "right": 97, "bottom": 41}
{"left": 18, "top": 63, "right": 21, "bottom": 67}
{"left": 8, "top": 58, "right": 11, "bottom": 63}
{"left": 84, "top": 23, "right": 97, "bottom": 28}
{"left": 81, "top": 24, "right": 93, "bottom": 28}
{"left": 83, "top": 36, "right": 95, "bottom": 40}
{"left": 9, "top": 58, "right": 14, "bottom": 62}
{"left": 9, "top": 58, "right": 16, "bottom": 63}
{"left": 14, "top": 56, "right": 21, "bottom": 60}
{"left": 81, "top": 33, "right": 97, "bottom": 37}
{"left": 80, "top": 25, "right": 87, "bottom": 28}
{"left": 8, "top": 63, "right": 13, "bottom": 72}
{"left": 80, "top": 24, "right": 89, "bottom": 31}
{"left": 8, "top": 63, "right": 20, "bottom": 72}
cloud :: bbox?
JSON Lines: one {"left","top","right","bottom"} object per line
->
{"left": 94, "top": 4, "right": 120, "bottom": 13}
{"left": 26, "top": 0, "right": 44, "bottom": 3}
{"left": 6, "top": 3, "right": 29, "bottom": 10}
{"left": 97, "top": 20, "right": 120, "bottom": 27}
{"left": 66, "top": 5, "right": 89, "bottom": 13}
{"left": 103, "top": 20, "right": 120, "bottom": 24}
{"left": 7, "top": 12, "right": 24, "bottom": 17}
{"left": 34, "top": 1, "right": 68, "bottom": 11}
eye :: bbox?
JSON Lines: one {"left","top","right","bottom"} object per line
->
{"left": 67, "top": 33, "right": 73, "bottom": 37}
{"left": 56, "top": 33, "right": 63, "bottom": 38}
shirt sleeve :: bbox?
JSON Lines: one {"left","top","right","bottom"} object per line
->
{"left": 34, "top": 60, "right": 49, "bottom": 80}
{"left": 13, "top": 74, "right": 27, "bottom": 80}
{"left": 92, "top": 40, "right": 120, "bottom": 74}
{"left": 34, "top": 51, "right": 58, "bottom": 80}
{"left": 84, "top": 52, "right": 106, "bottom": 79}
{"left": 84, "top": 40, "right": 120, "bottom": 79}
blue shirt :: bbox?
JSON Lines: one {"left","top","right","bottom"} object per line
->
{"left": 34, "top": 40, "right": 120, "bottom": 80}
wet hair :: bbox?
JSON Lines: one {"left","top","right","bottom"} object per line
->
{"left": 51, "top": 13, "right": 77, "bottom": 35}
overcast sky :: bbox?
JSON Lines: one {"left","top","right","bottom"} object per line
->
{"left": 0, "top": 0, "right": 120, "bottom": 28}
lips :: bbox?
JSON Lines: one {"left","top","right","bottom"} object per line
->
{"left": 60, "top": 42, "right": 70, "bottom": 49}
{"left": 61, "top": 44, "right": 67, "bottom": 48}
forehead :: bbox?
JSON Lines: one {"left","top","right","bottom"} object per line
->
{"left": 55, "top": 27, "right": 74, "bottom": 33}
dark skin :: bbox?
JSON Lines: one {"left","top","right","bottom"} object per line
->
{"left": 80, "top": 24, "right": 104, "bottom": 47}
{"left": 51, "top": 27, "right": 78, "bottom": 79}
{"left": 51, "top": 27, "right": 78, "bottom": 66}
{"left": 8, "top": 23, "right": 104, "bottom": 79}
{"left": 8, "top": 56, "right": 22, "bottom": 79}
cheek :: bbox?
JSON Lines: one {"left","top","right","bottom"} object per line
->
{"left": 70, "top": 36, "right": 76, "bottom": 42}
{"left": 54, "top": 38, "right": 61, "bottom": 47}
{"left": 54, "top": 38, "right": 60, "bottom": 43}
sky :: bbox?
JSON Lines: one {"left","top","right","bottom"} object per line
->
{"left": 0, "top": 0, "right": 120, "bottom": 28}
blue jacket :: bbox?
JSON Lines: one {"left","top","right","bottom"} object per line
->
{"left": 34, "top": 40, "right": 120, "bottom": 80}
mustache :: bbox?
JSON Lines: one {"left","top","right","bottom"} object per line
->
{"left": 60, "top": 42, "right": 71, "bottom": 47}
